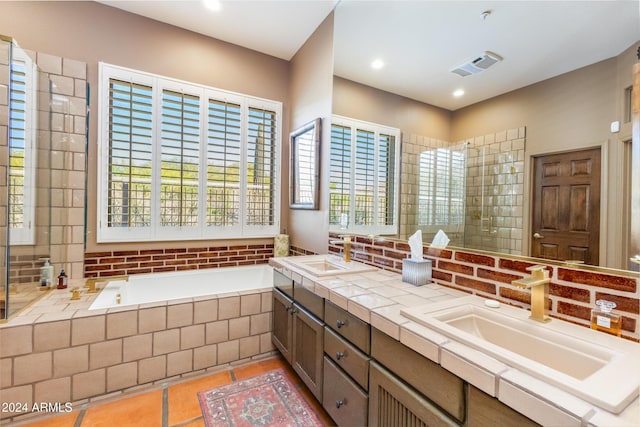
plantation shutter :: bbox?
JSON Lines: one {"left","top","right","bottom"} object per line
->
{"left": 329, "top": 124, "right": 352, "bottom": 226}
{"left": 160, "top": 89, "right": 200, "bottom": 227}
{"left": 206, "top": 99, "right": 242, "bottom": 226}
{"left": 8, "top": 59, "right": 27, "bottom": 232}
{"left": 107, "top": 79, "right": 153, "bottom": 228}
{"left": 246, "top": 107, "right": 277, "bottom": 226}
{"left": 354, "top": 129, "right": 376, "bottom": 226}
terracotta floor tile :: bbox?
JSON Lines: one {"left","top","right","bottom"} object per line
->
{"left": 173, "top": 418, "right": 206, "bottom": 427}
{"left": 297, "top": 383, "right": 336, "bottom": 427}
{"left": 7, "top": 411, "right": 77, "bottom": 427}
{"left": 81, "top": 390, "right": 163, "bottom": 427}
{"left": 167, "top": 370, "right": 232, "bottom": 426}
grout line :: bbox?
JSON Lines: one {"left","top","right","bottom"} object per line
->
{"left": 73, "top": 404, "right": 87, "bottom": 427}
{"left": 171, "top": 416, "right": 204, "bottom": 427}
{"left": 162, "top": 386, "right": 169, "bottom": 427}
{"left": 230, "top": 369, "right": 237, "bottom": 382}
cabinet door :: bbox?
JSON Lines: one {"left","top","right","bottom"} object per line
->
{"left": 323, "top": 356, "right": 368, "bottom": 427}
{"left": 292, "top": 303, "right": 324, "bottom": 402}
{"left": 369, "top": 361, "right": 458, "bottom": 427}
{"left": 272, "top": 288, "right": 293, "bottom": 363}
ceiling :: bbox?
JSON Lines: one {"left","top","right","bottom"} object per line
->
{"left": 99, "top": 0, "right": 639, "bottom": 110}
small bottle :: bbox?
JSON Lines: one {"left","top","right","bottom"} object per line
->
{"left": 40, "top": 258, "right": 53, "bottom": 288}
{"left": 590, "top": 300, "right": 621, "bottom": 337}
{"left": 57, "top": 268, "right": 68, "bottom": 290}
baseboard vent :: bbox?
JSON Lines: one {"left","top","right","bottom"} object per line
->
{"left": 451, "top": 51, "right": 503, "bottom": 77}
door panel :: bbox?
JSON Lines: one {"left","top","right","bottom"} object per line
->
{"left": 272, "top": 289, "right": 293, "bottom": 363}
{"left": 292, "top": 304, "right": 324, "bottom": 401}
{"left": 531, "top": 148, "right": 600, "bottom": 264}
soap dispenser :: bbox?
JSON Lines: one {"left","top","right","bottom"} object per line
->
{"left": 590, "top": 300, "right": 621, "bottom": 337}
{"left": 39, "top": 258, "right": 53, "bottom": 288}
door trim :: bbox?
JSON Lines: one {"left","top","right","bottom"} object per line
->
{"left": 524, "top": 140, "right": 608, "bottom": 265}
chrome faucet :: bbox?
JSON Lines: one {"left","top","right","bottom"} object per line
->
{"left": 329, "top": 235, "right": 352, "bottom": 263}
{"left": 511, "top": 265, "right": 551, "bottom": 323}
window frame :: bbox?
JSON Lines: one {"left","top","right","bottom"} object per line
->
{"left": 329, "top": 115, "right": 400, "bottom": 235}
{"left": 97, "top": 63, "right": 281, "bottom": 242}
{"left": 8, "top": 47, "right": 37, "bottom": 246}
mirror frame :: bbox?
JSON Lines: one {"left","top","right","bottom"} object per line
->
{"left": 290, "top": 118, "right": 321, "bottom": 210}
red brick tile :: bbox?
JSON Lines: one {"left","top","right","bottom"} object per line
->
{"left": 384, "top": 249, "right": 406, "bottom": 260}
{"left": 424, "top": 247, "right": 452, "bottom": 259}
{"left": 373, "top": 257, "right": 395, "bottom": 268}
{"left": 477, "top": 268, "right": 522, "bottom": 284}
{"left": 153, "top": 254, "right": 177, "bottom": 261}
{"left": 433, "top": 270, "right": 453, "bottom": 283}
{"left": 438, "top": 261, "right": 474, "bottom": 275}
{"left": 165, "top": 248, "right": 187, "bottom": 253}
{"left": 455, "top": 276, "right": 496, "bottom": 294}
{"left": 99, "top": 257, "right": 126, "bottom": 264}
{"left": 112, "top": 262, "right": 139, "bottom": 270}
{"left": 140, "top": 249, "right": 164, "bottom": 255}
{"left": 127, "top": 268, "right": 153, "bottom": 275}
{"left": 126, "top": 256, "right": 152, "bottom": 263}
{"left": 177, "top": 264, "right": 199, "bottom": 270}
{"left": 556, "top": 301, "right": 591, "bottom": 321}
{"left": 153, "top": 266, "right": 176, "bottom": 273}
{"left": 558, "top": 269, "right": 637, "bottom": 293}
{"left": 622, "top": 317, "right": 637, "bottom": 334}
{"left": 140, "top": 261, "right": 165, "bottom": 268}
{"left": 395, "top": 242, "right": 410, "bottom": 252}
{"left": 85, "top": 251, "right": 114, "bottom": 258}
{"left": 550, "top": 283, "right": 590, "bottom": 302}
{"left": 101, "top": 269, "right": 128, "bottom": 277}
{"left": 499, "top": 258, "right": 541, "bottom": 274}
{"left": 455, "top": 252, "right": 495, "bottom": 267}
{"left": 113, "top": 250, "right": 140, "bottom": 256}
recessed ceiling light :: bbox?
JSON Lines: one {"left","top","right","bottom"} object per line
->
{"left": 371, "top": 59, "right": 385, "bottom": 70}
{"left": 453, "top": 89, "right": 465, "bottom": 97}
{"left": 203, "top": 0, "right": 223, "bottom": 12}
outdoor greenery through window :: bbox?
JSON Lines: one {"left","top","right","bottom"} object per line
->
{"left": 329, "top": 116, "right": 400, "bottom": 234}
{"left": 8, "top": 48, "right": 36, "bottom": 245}
{"left": 418, "top": 144, "right": 467, "bottom": 231}
{"left": 98, "top": 63, "right": 281, "bottom": 242}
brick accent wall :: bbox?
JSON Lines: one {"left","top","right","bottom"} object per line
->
{"left": 329, "top": 232, "right": 640, "bottom": 341}
{"left": 84, "top": 244, "right": 275, "bottom": 279}
{"left": 289, "top": 245, "right": 317, "bottom": 256}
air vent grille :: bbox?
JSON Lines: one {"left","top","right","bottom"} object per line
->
{"left": 451, "top": 51, "right": 503, "bottom": 77}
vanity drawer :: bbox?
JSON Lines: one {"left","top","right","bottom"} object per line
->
{"left": 294, "top": 281, "right": 324, "bottom": 320}
{"left": 324, "top": 300, "right": 371, "bottom": 354}
{"left": 324, "top": 326, "right": 370, "bottom": 390}
{"left": 274, "top": 270, "right": 293, "bottom": 299}
{"left": 323, "top": 356, "right": 368, "bottom": 427}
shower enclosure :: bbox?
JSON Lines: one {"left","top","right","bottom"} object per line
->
{"left": 1, "top": 36, "right": 52, "bottom": 319}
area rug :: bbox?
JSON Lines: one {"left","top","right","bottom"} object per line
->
{"left": 197, "top": 368, "right": 324, "bottom": 427}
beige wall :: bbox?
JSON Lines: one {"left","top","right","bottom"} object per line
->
{"left": 0, "top": 1, "right": 291, "bottom": 255}
{"left": 333, "top": 76, "right": 451, "bottom": 141}
{"left": 287, "top": 14, "right": 335, "bottom": 255}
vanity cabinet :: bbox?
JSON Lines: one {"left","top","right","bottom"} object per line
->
{"left": 371, "top": 327, "right": 465, "bottom": 422}
{"left": 272, "top": 272, "right": 324, "bottom": 401}
{"left": 369, "top": 361, "right": 458, "bottom": 427}
{"left": 466, "top": 385, "right": 540, "bottom": 427}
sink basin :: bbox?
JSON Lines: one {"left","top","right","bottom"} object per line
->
{"left": 401, "top": 296, "right": 640, "bottom": 413}
{"left": 281, "top": 254, "right": 377, "bottom": 277}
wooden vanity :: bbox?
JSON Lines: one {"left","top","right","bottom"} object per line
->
{"left": 271, "top": 268, "right": 541, "bottom": 427}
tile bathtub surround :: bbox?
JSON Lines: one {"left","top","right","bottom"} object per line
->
{"left": 84, "top": 243, "right": 274, "bottom": 278}
{"left": 328, "top": 233, "right": 640, "bottom": 341}
{"left": 0, "top": 287, "right": 276, "bottom": 423}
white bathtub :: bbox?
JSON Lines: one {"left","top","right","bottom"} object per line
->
{"left": 89, "top": 264, "right": 273, "bottom": 310}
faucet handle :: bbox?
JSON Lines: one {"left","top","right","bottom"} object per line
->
{"left": 526, "top": 265, "right": 550, "bottom": 279}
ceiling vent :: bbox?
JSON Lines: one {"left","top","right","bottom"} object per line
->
{"left": 450, "top": 51, "right": 503, "bottom": 77}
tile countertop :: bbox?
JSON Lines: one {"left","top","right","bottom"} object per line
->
{"left": 269, "top": 257, "right": 640, "bottom": 427}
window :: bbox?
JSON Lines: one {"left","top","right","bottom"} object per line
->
{"left": 8, "top": 48, "right": 37, "bottom": 245}
{"left": 418, "top": 144, "right": 466, "bottom": 231}
{"left": 329, "top": 115, "right": 400, "bottom": 234}
{"left": 98, "top": 63, "right": 281, "bottom": 242}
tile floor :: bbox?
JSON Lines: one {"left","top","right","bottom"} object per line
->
{"left": 8, "top": 356, "right": 335, "bottom": 427}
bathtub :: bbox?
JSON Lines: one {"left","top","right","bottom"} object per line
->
{"left": 89, "top": 264, "right": 273, "bottom": 310}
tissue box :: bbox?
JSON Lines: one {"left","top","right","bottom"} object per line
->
{"left": 402, "top": 259, "right": 432, "bottom": 286}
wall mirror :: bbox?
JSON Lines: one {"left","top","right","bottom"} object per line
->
{"left": 330, "top": 1, "right": 639, "bottom": 272}
{"left": 290, "top": 118, "right": 321, "bottom": 210}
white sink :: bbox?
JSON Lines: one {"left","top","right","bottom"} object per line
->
{"left": 401, "top": 296, "right": 640, "bottom": 413}
{"left": 281, "top": 254, "right": 377, "bottom": 277}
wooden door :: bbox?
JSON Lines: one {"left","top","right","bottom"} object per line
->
{"left": 292, "top": 303, "right": 324, "bottom": 401}
{"left": 531, "top": 148, "right": 601, "bottom": 264}
{"left": 272, "top": 289, "right": 293, "bottom": 363}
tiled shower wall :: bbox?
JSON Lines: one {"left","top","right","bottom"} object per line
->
{"left": 400, "top": 128, "right": 524, "bottom": 254}
{"left": 329, "top": 233, "right": 640, "bottom": 341}
{"left": 461, "top": 127, "right": 525, "bottom": 255}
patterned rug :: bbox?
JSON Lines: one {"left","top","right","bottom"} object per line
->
{"left": 197, "top": 368, "right": 324, "bottom": 427}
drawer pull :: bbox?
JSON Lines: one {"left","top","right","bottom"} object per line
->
{"left": 335, "top": 399, "right": 346, "bottom": 409}
{"left": 336, "top": 351, "right": 345, "bottom": 360}
{"left": 336, "top": 319, "right": 346, "bottom": 329}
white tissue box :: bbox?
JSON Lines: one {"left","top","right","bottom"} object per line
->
{"left": 402, "top": 259, "right": 432, "bottom": 286}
